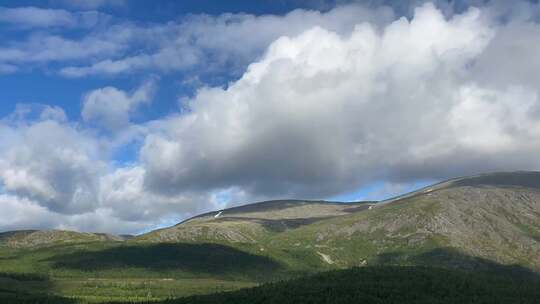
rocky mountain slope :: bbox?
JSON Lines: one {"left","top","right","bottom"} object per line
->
{"left": 135, "top": 171, "right": 540, "bottom": 272}
{"left": 0, "top": 230, "right": 126, "bottom": 248}
{"left": 136, "top": 200, "right": 372, "bottom": 243}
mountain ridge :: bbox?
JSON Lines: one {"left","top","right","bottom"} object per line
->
{"left": 2, "top": 171, "right": 539, "bottom": 252}
{"left": 0, "top": 229, "right": 128, "bottom": 248}
{"left": 134, "top": 171, "right": 540, "bottom": 272}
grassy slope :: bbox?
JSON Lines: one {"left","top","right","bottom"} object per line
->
{"left": 146, "top": 266, "right": 540, "bottom": 304}
{"left": 269, "top": 186, "right": 540, "bottom": 272}
{"left": 0, "top": 242, "right": 263, "bottom": 302}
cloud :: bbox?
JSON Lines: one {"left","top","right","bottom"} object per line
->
{"left": 1, "top": 3, "right": 393, "bottom": 78}
{"left": 0, "top": 113, "right": 106, "bottom": 214}
{"left": 0, "top": 6, "right": 75, "bottom": 27}
{"left": 39, "top": 105, "right": 68, "bottom": 122}
{"left": 52, "top": 0, "right": 126, "bottom": 10}
{"left": 0, "top": 6, "right": 109, "bottom": 28}
{"left": 0, "top": 101, "right": 245, "bottom": 234}
{"left": 97, "top": 166, "right": 245, "bottom": 223}
{"left": 0, "top": 194, "right": 57, "bottom": 230}
{"left": 140, "top": 3, "right": 540, "bottom": 200}
{"left": 467, "top": 20, "right": 540, "bottom": 90}
{"left": 59, "top": 4, "right": 394, "bottom": 77}
{"left": 0, "top": 194, "right": 155, "bottom": 235}
{"left": 60, "top": 47, "right": 202, "bottom": 77}
{"left": 2, "top": 1, "right": 537, "bottom": 80}
{"left": 0, "top": 27, "right": 129, "bottom": 64}
{"left": 82, "top": 80, "right": 156, "bottom": 132}
{"left": 0, "top": 63, "right": 17, "bottom": 74}
{"left": 0, "top": 20, "right": 130, "bottom": 70}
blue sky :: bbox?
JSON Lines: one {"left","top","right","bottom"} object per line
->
{"left": 0, "top": 0, "right": 332, "bottom": 141}
{"left": 1, "top": 0, "right": 540, "bottom": 234}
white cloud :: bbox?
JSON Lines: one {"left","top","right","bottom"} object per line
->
{"left": 52, "top": 0, "right": 126, "bottom": 10}
{"left": 0, "top": 103, "right": 236, "bottom": 234}
{"left": 0, "top": 6, "right": 75, "bottom": 27}
{"left": 59, "top": 4, "right": 394, "bottom": 77}
{"left": 449, "top": 86, "right": 540, "bottom": 152}
{"left": 0, "top": 163, "right": 246, "bottom": 234}
{"left": 0, "top": 6, "right": 109, "bottom": 28}
{"left": 0, "top": 194, "right": 57, "bottom": 229}
{"left": 0, "top": 63, "right": 17, "bottom": 74}
{"left": 98, "top": 166, "right": 240, "bottom": 222}
{"left": 39, "top": 105, "right": 68, "bottom": 122}
{"left": 0, "top": 33, "right": 124, "bottom": 63}
{"left": 0, "top": 194, "right": 152, "bottom": 235}
{"left": 467, "top": 21, "right": 540, "bottom": 90}
{"left": 82, "top": 80, "right": 156, "bottom": 132}
{"left": 60, "top": 46, "right": 202, "bottom": 77}
{"left": 0, "top": 21, "right": 132, "bottom": 68}
{"left": 0, "top": 115, "right": 105, "bottom": 214}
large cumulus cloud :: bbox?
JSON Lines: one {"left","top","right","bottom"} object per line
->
{"left": 141, "top": 3, "right": 540, "bottom": 199}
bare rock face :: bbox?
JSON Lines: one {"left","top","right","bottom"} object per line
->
{"left": 304, "top": 172, "right": 540, "bottom": 271}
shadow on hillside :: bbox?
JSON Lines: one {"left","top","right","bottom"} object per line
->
{"left": 106, "top": 265, "right": 540, "bottom": 304}
{"left": 342, "top": 203, "right": 373, "bottom": 213}
{"left": 48, "top": 243, "right": 281, "bottom": 277}
{"left": 184, "top": 201, "right": 312, "bottom": 222}
{"left": 214, "top": 216, "right": 338, "bottom": 233}
{"left": 0, "top": 256, "right": 16, "bottom": 261}
{"left": 0, "top": 272, "right": 76, "bottom": 303}
{"left": 450, "top": 171, "right": 540, "bottom": 189}
{"left": 375, "top": 247, "right": 539, "bottom": 278}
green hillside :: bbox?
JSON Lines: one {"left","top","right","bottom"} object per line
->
{"left": 0, "top": 172, "right": 539, "bottom": 303}
{"left": 135, "top": 171, "right": 540, "bottom": 273}
{"left": 135, "top": 266, "right": 540, "bottom": 304}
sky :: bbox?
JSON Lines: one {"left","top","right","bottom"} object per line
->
{"left": 1, "top": 0, "right": 540, "bottom": 235}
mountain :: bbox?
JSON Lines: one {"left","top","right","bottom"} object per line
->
{"left": 0, "top": 171, "right": 539, "bottom": 303}
{"left": 136, "top": 200, "right": 372, "bottom": 243}
{"left": 135, "top": 171, "right": 540, "bottom": 272}
{"left": 0, "top": 230, "right": 126, "bottom": 248}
